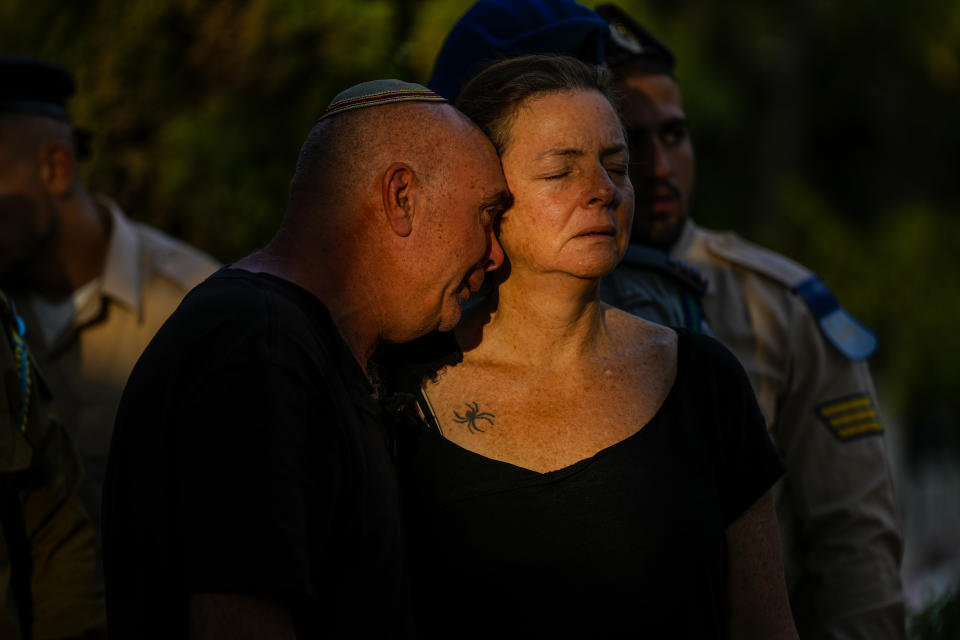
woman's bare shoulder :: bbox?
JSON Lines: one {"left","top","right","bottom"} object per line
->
{"left": 603, "top": 304, "right": 678, "bottom": 358}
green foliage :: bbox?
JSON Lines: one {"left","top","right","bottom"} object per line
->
{"left": 405, "top": 0, "right": 475, "bottom": 81}
{"left": 1, "top": 0, "right": 411, "bottom": 260}
{"left": 911, "top": 588, "right": 960, "bottom": 640}
{"left": 752, "top": 177, "right": 960, "bottom": 434}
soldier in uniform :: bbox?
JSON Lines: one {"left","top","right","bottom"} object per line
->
{"left": 1, "top": 290, "right": 106, "bottom": 639}
{"left": 0, "top": 57, "right": 219, "bottom": 559}
{"left": 431, "top": 2, "right": 906, "bottom": 637}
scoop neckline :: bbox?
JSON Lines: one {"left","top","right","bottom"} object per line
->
{"left": 420, "top": 327, "right": 687, "bottom": 478}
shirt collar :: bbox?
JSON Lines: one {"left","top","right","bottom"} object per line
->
{"left": 97, "top": 196, "right": 142, "bottom": 316}
{"left": 669, "top": 218, "right": 719, "bottom": 297}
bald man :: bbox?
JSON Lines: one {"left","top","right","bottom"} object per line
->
{"left": 101, "top": 80, "right": 510, "bottom": 639}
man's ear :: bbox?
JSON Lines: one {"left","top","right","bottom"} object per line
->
{"left": 38, "top": 140, "right": 76, "bottom": 199}
{"left": 382, "top": 162, "right": 416, "bottom": 237}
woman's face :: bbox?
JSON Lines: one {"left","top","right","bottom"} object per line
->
{"left": 497, "top": 89, "right": 633, "bottom": 281}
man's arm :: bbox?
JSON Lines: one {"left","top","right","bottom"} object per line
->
{"left": 776, "top": 304, "right": 906, "bottom": 639}
{"left": 173, "top": 357, "right": 338, "bottom": 636}
{"left": 1, "top": 290, "right": 107, "bottom": 638}
{"left": 21, "top": 410, "right": 107, "bottom": 639}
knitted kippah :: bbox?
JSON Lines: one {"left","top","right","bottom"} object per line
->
{"left": 320, "top": 79, "right": 447, "bottom": 121}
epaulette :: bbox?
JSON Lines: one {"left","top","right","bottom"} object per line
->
{"left": 704, "top": 231, "right": 810, "bottom": 287}
{"left": 620, "top": 245, "right": 707, "bottom": 296}
{"left": 705, "top": 232, "right": 877, "bottom": 360}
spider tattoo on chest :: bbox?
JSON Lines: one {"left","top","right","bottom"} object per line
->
{"left": 452, "top": 401, "right": 495, "bottom": 434}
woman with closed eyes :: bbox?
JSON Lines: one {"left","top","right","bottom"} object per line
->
{"left": 386, "top": 54, "right": 797, "bottom": 639}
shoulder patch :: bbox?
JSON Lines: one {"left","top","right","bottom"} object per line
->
{"left": 815, "top": 393, "right": 884, "bottom": 442}
{"left": 793, "top": 276, "right": 877, "bottom": 359}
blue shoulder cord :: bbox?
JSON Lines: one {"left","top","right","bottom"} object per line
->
{"left": 7, "top": 302, "right": 31, "bottom": 434}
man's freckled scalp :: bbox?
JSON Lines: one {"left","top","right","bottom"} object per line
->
{"left": 290, "top": 102, "right": 490, "bottom": 209}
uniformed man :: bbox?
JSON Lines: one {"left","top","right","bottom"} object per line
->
{"left": 430, "top": 2, "right": 906, "bottom": 637}
{"left": 1, "top": 290, "right": 106, "bottom": 639}
{"left": 0, "top": 57, "right": 219, "bottom": 556}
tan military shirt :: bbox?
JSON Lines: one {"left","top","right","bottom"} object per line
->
{"left": 673, "top": 219, "right": 905, "bottom": 639}
{"left": 1, "top": 291, "right": 106, "bottom": 638}
{"left": 11, "top": 198, "right": 219, "bottom": 540}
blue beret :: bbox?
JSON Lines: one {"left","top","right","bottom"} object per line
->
{"left": 0, "top": 55, "right": 76, "bottom": 121}
{"left": 428, "top": 0, "right": 609, "bottom": 103}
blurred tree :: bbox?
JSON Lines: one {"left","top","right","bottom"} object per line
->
{"left": 1, "top": 0, "right": 417, "bottom": 259}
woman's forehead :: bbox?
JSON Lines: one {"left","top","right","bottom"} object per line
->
{"left": 506, "top": 90, "right": 624, "bottom": 151}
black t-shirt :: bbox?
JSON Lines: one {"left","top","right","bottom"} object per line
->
{"left": 385, "top": 329, "right": 782, "bottom": 639}
{"left": 102, "top": 268, "right": 413, "bottom": 638}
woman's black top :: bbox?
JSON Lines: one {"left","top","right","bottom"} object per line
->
{"left": 381, "top": 328, "right": 783, "bottom": 639}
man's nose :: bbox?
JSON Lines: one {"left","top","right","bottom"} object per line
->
{"left": 630, "top": 135, "right": 672, "bottom": 179}
{"left": 483, "top": 228, "right": 504, "bottom": 271}
{"left": 651, "top": 138, "right": 672, "bottom": 178}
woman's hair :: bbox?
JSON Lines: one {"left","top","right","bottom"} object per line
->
{"left": 456, "top": 54, "right": 618, "bottom": 154}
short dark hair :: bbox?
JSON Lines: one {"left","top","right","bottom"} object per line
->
{"left": 456, "top": 54, "right": 618, "bottom": 154}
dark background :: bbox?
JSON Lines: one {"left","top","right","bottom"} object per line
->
{"left": 3, "top": 0, "right": 958, "bottom": 628}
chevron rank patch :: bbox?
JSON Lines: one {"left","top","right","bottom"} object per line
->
{"left": 815, "top": 394, "right": 884, "bottom": 442}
